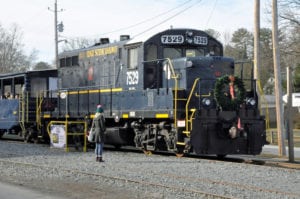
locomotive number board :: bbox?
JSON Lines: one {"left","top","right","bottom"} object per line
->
{"left": 161, "top": 35, "right": 208, "bottom": 45}
{"left": 161, "top": 35, "right": 184, "bottom": 44}
{"left": 194, "top": 36, "right": 208, "bottom": 45}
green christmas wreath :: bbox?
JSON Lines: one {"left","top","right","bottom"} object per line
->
{"left": 214, "top": 75, "right": 246, "bottom": 110}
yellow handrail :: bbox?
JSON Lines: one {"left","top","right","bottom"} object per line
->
{"left": 36, "top": 92, "right": 44, "bottom": 130}
{"left": 18, "top": 93, "right": 26, "bottom": 134}
{"left": 165, "top": 58, "right": 180, "bottom": 128}
{"left": 25, "top": 92, "right": 29, "bottom": 122}
{"left": 47, "top": 120, "right": 87, "bottom": 152}
{"left": 185, "top": 78, "right": 200, "bottom": 133}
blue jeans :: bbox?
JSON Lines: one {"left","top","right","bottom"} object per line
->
{"left": 95, "top": 142, "right": 103, "bottom": 157}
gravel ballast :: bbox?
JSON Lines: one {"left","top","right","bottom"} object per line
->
{"left": 0, "top": 141, "right": 299, "bottom": 199}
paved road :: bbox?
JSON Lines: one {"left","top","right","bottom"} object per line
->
{"left": 262, "top": 145, "right": 300, "bottom": 158}
{"left": 0, "top": 182, "right": 67, "bottom": 199}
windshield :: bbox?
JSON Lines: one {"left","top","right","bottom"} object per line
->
{"left": 163, "top": 47, "right": 206, "bottom": 59}
{"left": 163, "top": 48, "right": 182, "bottom": 59}
{"left": 186, "top": 49, "right": 205, "bottom": 57}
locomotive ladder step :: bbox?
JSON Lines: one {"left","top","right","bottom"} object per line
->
{"left": 183, "top": 131, "right": 190, "bottom": 136}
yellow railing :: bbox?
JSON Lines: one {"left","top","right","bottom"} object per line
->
{"left": 184, "top": 78, "right": 200, "bottom": 135}
{"left": 149, "top": 58, "right": 198, "bottom": 133}
{"left": 164, "top": 58, "right": 180, "bottom": 128}
{"left": 18, "top": 92, "right": 29, "bottom": 134}
{"left": 47, "top": 120, "right": 87, "bottom": 152}
{"left": 36, "top": 92, "right": 44, "bottom": 131}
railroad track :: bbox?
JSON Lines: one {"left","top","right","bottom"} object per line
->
{"left": 2, "top": 138, "right": 300, "bottom": 170}
{"left": 109, "top": 146, "right": 300, "bottom": 170}
{"left": 0, "top": 140, "right": 299, "bottom": 198}
{"left": 0, "top": 158, "right": 232, "bottom": 199}
{"left": 0, "top": 157, "right": 299, "bottom": 199}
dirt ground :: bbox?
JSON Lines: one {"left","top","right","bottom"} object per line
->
{"left": 0, "top": 174, "right": 142, "bottom": 199}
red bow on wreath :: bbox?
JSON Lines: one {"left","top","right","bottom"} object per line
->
{"left": 229, "top": 75, "right": 235, "bottom": 100}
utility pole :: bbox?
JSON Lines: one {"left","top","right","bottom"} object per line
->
{"left": 272, "top": 0, "right": 286, "bottom": 156}
{"left": 286, "top": 66, "right": 295, "bottom": 162}
{"left": 49, "top": 0, "right": 64, "bottom": 68}
{"left": 54, "top": 0, "right": 58, "bottom": 68}
{"left": 254, "top": 0, "right": 260, "bottom": 81}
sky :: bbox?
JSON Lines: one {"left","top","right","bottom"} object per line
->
{"left": 0, "top": 0, "right": 271, "bottom": 65}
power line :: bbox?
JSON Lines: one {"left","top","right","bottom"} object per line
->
{"left": 96, "top": 0, "right": 193, "bottom": 36}
{"left": 205, "top": 0, "right": 218, "bottom": 28}
{"left": 133, "top": 0, "right": 202, "bottom": 38}
{"left": 62, "top": 0, "right": 196, "bottom": 43}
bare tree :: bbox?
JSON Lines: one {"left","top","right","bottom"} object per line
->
{"left": 60, "top": 37, "right": 93, "bottom": 51}
{"left": 0, "top": 23, "right": 35, "bottom": 73}
{"left": 279, "top": 0, "right": 300, "bottom": 26}
{"left": 263, "top": 0, "right": 300, "bottom": 91}
{"left": 278, "top": 1, "right": 300, "bottom": 92}
{"left": 223, "top": 31, "right": 232, "bottom": 47}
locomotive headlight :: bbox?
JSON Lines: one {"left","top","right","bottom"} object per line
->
{"left": 60, "top": 91, "right": 67, "bottom": 99}
{"left": 202, "top": 98, "right": 211, "bottom": 107}
{"left": 246, "top": 98, "right": 256, "bottom": 107}
{"left": 114, "top": 115, "right": 120, "bottom": 123}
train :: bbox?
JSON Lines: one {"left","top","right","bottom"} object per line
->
{"left": 0, "top": 69, "right": 58, "bottom": 142}
{"left": 0, "top": 28, "right": 267, "bottom": 156}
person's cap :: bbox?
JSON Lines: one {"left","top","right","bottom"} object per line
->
{"left": 96, "top": 104, "right": 103, "bottom": 113}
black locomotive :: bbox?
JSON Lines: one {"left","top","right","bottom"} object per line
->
{"left": 0, "top": 28, "right": 266, "bottom": 156}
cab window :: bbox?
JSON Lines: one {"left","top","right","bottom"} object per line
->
{"left": 145, "top": 44, "right": 157, "bottom": 61}
{"left": 163, "top": 48, "right": 182, "bottom": 59}
{"left": 186, "top": 49, "right": 205, "bottom": 57}
{"left": 128, "top": 48, "right": 138, "bottom": 69}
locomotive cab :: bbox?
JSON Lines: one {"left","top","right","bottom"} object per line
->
{"left": 139, "top": 29, "right": 266, "bottom": 156}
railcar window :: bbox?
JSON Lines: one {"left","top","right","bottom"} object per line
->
{"left": 66, "top": 57, "right": 72, "bottom": 66}
{"left": 60, "top": 58, "right": 66, "bottom": 67}
{"left": 145, "top": 44, "right": 157, "bottom": 61}
{"left": 118, "top": 48, "right": 122, "bottom": 59}
{"left": 4, "top": 85, "right": 11, "bottom": 98}
{"left": 60, "top": 56, "right": 79, "bottom": 67}
{"left": 128, "top": 48, "right": 138, "bottom": 69}
{"left": 31, "top": 78, "right": 47, "bottom": 97}
{"left": 14, "top": 84, "right": 22, "bottom": 97}
{"left": 163, "top": 48, "right": 182, "bottom": 59}
{"left": 72, "top": 56, "right": 79, "bottom": 66}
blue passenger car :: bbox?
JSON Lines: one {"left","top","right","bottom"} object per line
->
{"left": 0, "top": 69, "right": 58, "bottom": 141}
